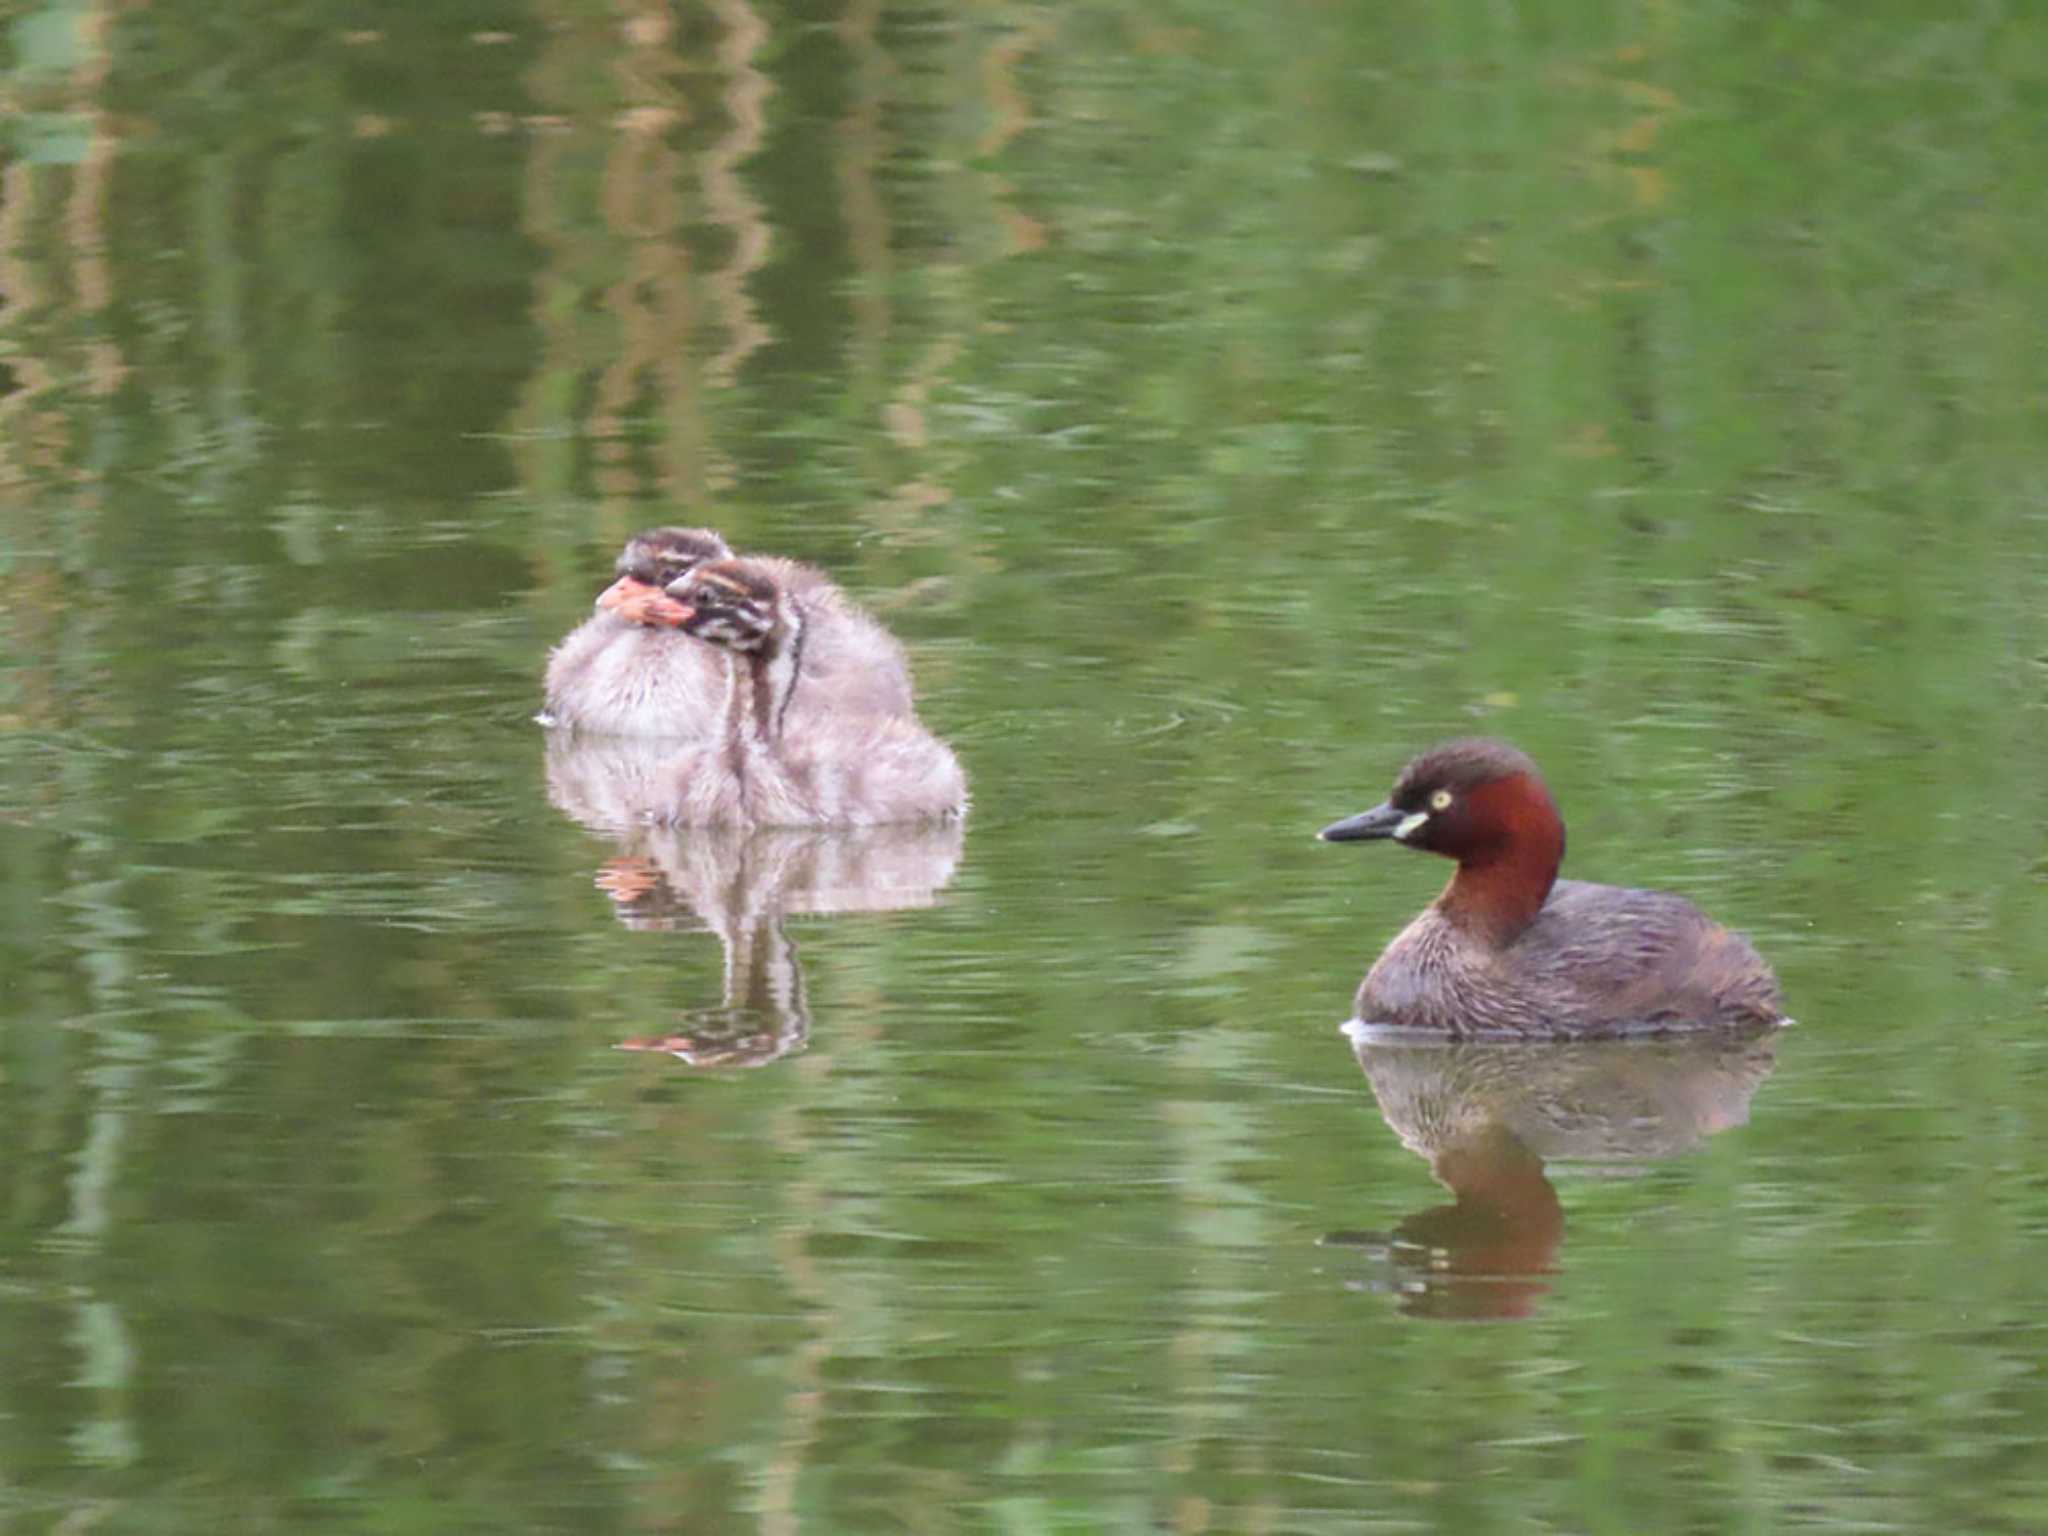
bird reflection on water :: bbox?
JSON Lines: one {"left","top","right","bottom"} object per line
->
{"left": 548, "top": 735, "right": 963, "bottom": 1069}
{"left": 1322, "top": 1020, "right": 1780, "bottom": 1320}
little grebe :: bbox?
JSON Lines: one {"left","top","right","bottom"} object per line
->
{"left": 541, "top": 527, "right": 734, "bottom": 736}
{"left": 635, "top": 558, "right": 966, "bottom": 828}
{"left": 541, "top": 528, "right": 917, "bottom": 737}
{"left": 1319, "top": 739, "right": 1782, "bottom": 1038}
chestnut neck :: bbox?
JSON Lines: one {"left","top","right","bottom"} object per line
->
{"left": 1432, "top": 773, "right": 1565, "bottom": 944}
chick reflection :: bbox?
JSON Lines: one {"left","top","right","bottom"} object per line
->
{"left": 1323, "top": 1022, "right": 1779, "bottom": 1320}
{"left": 548, "top": 734, "right": 963, "bottom": 1068}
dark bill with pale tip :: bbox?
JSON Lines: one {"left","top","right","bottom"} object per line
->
{"left": 1317, "top": 803, "right": 1408, "bottom": 842}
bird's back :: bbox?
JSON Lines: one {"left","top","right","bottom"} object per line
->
{"left": 1359, "top": 879, "right": 1781, "bottom": 1038}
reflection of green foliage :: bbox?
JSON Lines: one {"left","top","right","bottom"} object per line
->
{"left": 1, "top": 0, "right": 2046, "bottom": 1530}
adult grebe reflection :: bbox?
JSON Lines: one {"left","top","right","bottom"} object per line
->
{"left": 549, "top": 736, "right": 963, "bottom": 1068}
{"left": 1323, "top": 1022, "right": 1779, "bottom": 1320}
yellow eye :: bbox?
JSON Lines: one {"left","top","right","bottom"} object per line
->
{"left": 1429, "top": 789, "right": 1453, "bottom": 812}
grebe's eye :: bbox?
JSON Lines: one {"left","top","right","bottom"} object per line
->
{"left": 1429, "top": 788, "right": 1453, "bottom": 812}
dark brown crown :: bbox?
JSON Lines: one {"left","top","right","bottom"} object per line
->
{"left": 1390, "top": 738, "right": 1545, "bottom": 809}
{"left": 616, "top": 527, "right": 732, "bottom": 586}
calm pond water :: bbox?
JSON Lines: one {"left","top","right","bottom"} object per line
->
{"left": 5, "top": 2, "right": 2048, "bottom": 1531}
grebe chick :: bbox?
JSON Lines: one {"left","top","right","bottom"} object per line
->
{"left": 540, "top": 527, "right": 733, "bottom": 736}
{"left": 645, "top": 559, "right": 966, "bottom": 828}
{"left": 542, "top": 527, "right": 918, "bottom": 737}
{"left": 1319, "top": 739, "right": 1782, "bottom": 1038}
{"left": 714, "top": 554, "right": 916, "bottom": 727}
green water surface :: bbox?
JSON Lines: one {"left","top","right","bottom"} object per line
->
{"left": 3, "top": 2, "right": 2046, "bottom": 1531}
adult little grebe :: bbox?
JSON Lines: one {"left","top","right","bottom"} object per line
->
{"left": 635, "top": 558, "right": 966, "bottom": 828}
{"left": 1319, "top": 739, "right": 1782, "bottom": 1038}
{"left": 540, "top": 528, "right": 916, "bottom": 737}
